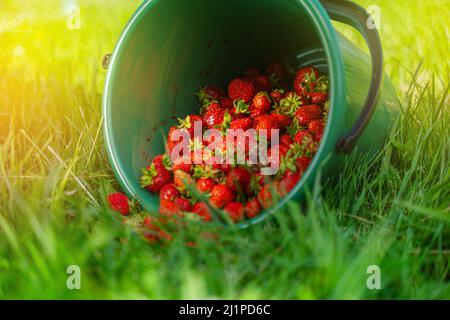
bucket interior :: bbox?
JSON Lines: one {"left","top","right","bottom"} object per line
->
{"left": 106, "top": 0, "right": 330, "bottom": 211}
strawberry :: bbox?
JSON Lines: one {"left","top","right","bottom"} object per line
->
{"left": 228, "top": 78, "right": 256, "bottom": 103}
{"left": 203, "top": 105, "right": 227, "bottom": 129}
{"left": 153, "top": 154, "right": 171, "bottom": 170}
{"left": 177, "top": 115, "right": 204, "bottom": 137}
{"left": 249, "top": 92, "right": 272, "bottom": 118}
{"left": 307, "top": 91, "right": 328, "bottom": 105}
{"left": 107, "top": 192, "right": 130, "bottom": 216}
{"left": 271, "top": 113, "right": 292, "bottom": 129}
{"left": 254, "top": 114, "right": 280, "bottom": 132}
{"left": 252, "top": 75, "right": 272, "bottom": 92}
{"left": 226, "top": 167, "right": 251, "bottom": 193}
{"left": 308, "top": 120, "right": 325, "bottom": 138}
{"left": 173, "top": 170, "right": 195, "bottom": 190}
{"left": 174, "top": 197, "right": 192, "bottom": 212}
{"left": 209, "top": 184, "right": 236, "bottom": 208}
{"left": 196, "top": 178, "right": 216, "bottom": 193}
{"left": 159, "top": 184, "right": 180, "bottom": 201}
{"left": 159, "top": 199, "right": 182, "bottom": 216}
{"left": 141, "top": 156, "right": 172, "bottom": 193}
{"left": 293, "top": 130, "right": 314, "bottom": 145}
{"left": 294, "top": 105, "right": 323, "bottom": 127}
{"left": 220, "top": 96, "right": 234, "bottom": 110}
{"left": 224, "top": 202, "right": 245, "bottom": 223}
{"left": 280, "top": 133, "right": 293, "bottom": 146}
{"left": 266, "top": 62, "right": 286, "bottom": 82}
{"left": 229, "top": 99, "right": 250, "bottom": 118}
{"left": 229, "top": 117, "right": 254, "bottom": 130}
{"left": 192, "top": 202, "right": 213, "bottom": 222}
{"left": 245, "top": 199, "right": 262, "bottom": 219}
{"left": 244, "top": 67, "right": 261, "bottom": 79}
{"left": 258, "top": 182, "right": 279, "bottom": 209}
{"left": 279, "top": 143, "right": 290, "bottom": 158}
{"left": 294, "top": 67, "right": 319, "bottom": 96}
{"left": 197, "top": 85, "right": 224, "bottom": 105}
{"left": 270, "top": 89, "right": 285, "bottom": 106}
{"left": 277, "top": 91, "right": 302, "bottom": 116}
{"left": 296, "top": 156, "right": 312, "bottom": 172}
{"left": 218, "top": 163, "right": 232, "bottom": 174}
{"left": 279, "top": 172, "right": 301, "bottom": 195}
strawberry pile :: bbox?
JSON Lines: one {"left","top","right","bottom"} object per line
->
{"left": 108, "top": 63, "right": 329, "bottom": 232}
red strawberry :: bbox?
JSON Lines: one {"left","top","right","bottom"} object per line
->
{"left": 173, "top": 170, "right": 195, "bottom": 190}
{"left": 294, "top": 105, "right": 323, "bottom": 126}
{"left": 249, "top": 92, "right": 272, "bottom": 118}
{"left": 220, "top": 96, "right": 234, "bottom": 110}
{"left": 202, "top": 100, "right": 221, "bottom": 113}
{"left": 254, "top": 114, "right": 280, "bottom": 131}
{"left": 293, "top": 130, "right": 314, "bottom": 145}
{"left": 177, "top": 114, "right": 204, "bottom": 137}
{"left": 141, "top": 157, "right": 172, "bottom": 193}
{"left": 226, "top": 168, "right": 251, "bottom": 193}
{"left": 224, "top": 202, "right": 245, "bottom": 223}
{"left": 244, "top": 67, "right": 261, "bottom": 79}
{"left": 229, "top": 117, "right": 254, "bottom": 130}
{"left": 271, "top": 113, "right": 292, "bottom": 128}
{"left": 209, "top": 184, "right": 236, "bottom": 208}
{"left": 159, "top": 199, "right": 182, "bottom": 216}
{"left": 219, "top": 163, "right": 232, "bottom": 174}
{"left": 294, "top": 67, "right": 319, "bottom": 96}
{"left": 107, "top": 192, "right": 130, "bottom": 216}
{"left": 280, "top": 134, "right": 293, "bottom": 146}
{"left": 258, "top": 182, "right": 279, "bottom": 209}
{"left": 196, "top": 178, "right": 216, "bottom": 193}
{"left": 203, "top": 105, "right": 226, "bottom": 129}
{"left": 270, "top": 89, "right": 285, "bottom": 106}
{"left": 266, "top": 62, "right": 286, "bottom": 81}
{"left": 279, "top": 172, "right": 301, "bottom": 195}
{"left": 159, "top": 184, "right": 180, "bottom": 201}
{"left": 174, "top": 197, "right": 192, "bottom": 212}
{"left": 308, "top": 120, "right": 325, "bottom": 138}
{"left": 245, "top": 199, "right": 262, "bottom": 219}
{"left": 228, "top": 78, "right": 256, "bottom": 103}
{"left": 279, "top": 143, "right": 290, "bottom": 158}
{"left": 296, "top": 156, "right": 312, "bottom": 172}
{"left": 197, "top": 85, "right": 224, "bottom": 105}
{"left": 252, "top": 75, "right": 272, "bottom": 92}
{"left": 192, "top": 202, "right": 213, "bottom": 222}
{"left": 307, "top": 91, "right": 328, "bottom": 105}
{"left": 229, "top": 99, "right": 249, "bottom": 119}
{"left": 153, "top": 154, "right": 171, "bottom": 170}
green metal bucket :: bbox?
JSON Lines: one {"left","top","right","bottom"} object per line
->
{"left": 103, "top": 0, "right": 400, "bottom": 227}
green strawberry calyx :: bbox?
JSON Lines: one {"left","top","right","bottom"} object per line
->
{"left": 140, "top": 164, "right": 158, "bottom": 188}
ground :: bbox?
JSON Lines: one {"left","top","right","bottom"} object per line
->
{"left": 0, "top": 0, "right": 448, "bottom": 299}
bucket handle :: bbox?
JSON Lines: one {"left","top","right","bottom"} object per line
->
{"left": 320, "top": 0, "right": 383, "bottom": 153}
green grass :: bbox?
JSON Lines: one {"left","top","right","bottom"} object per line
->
{"left": 0, "top": 0, "right": 449, "bottom": 299}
